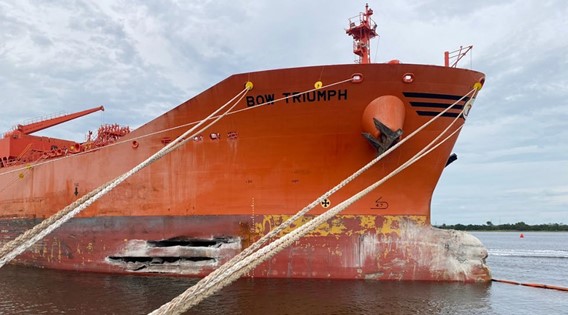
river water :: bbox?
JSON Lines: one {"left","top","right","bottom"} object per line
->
{"left": 0, "top": 231, "right": 566, "bottom": 314}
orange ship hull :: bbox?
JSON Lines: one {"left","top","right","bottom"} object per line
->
{"left": 0, "top": 63, "right": 491, "bottom": 281}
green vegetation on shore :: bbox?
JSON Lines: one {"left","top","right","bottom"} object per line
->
{"left": 435, "top": 221, "right": 568, "bottom": 231}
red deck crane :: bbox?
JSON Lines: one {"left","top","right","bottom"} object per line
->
{"left": 12, "top": 106, "right": 104, "bottom": 135}
{"left": 0, "top": 106, "right": 105, "bottom": 168}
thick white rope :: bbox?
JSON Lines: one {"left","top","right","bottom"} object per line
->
{"left": 150, "top": 119, "right": 466, "bottom": 315}
{"left": 0, "top": 78, "right": 354, "bottom": 179}
{"left": 175, "top": 125, "right": 466, "bottom": 313}
{"left": 0, "top": 76, "right": 358, "bottom": 268}
{"left": 154, "top": 88, "right": 478, "bottom": 306}
{"left": 0, "top": 88, "right": 249, "bottom": 268}
{"left": 150, "top": 90, "right": 477, "bottom": 314}
{"left": 0, "top": 159, "right": 42, "bottom": 195}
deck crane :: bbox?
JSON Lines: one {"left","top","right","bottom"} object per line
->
{"left": 0, "top": 106, "right": 105, "bottom": 168}
{"left": 12, "top": 106, "right": 104, "bottom": 136}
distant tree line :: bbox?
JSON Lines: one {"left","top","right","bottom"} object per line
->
{"left": 435, "top": 221, "right": 568, "bottom": 231}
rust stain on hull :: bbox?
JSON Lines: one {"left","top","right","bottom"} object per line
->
{"left": 0, "top": 62, "right": 490, "bottom": 282}
{"left": 0, "top": 215, "right": 490, "bottom": 282}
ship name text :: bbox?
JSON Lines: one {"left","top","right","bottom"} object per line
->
{"left": 246, "top": 89, "right": 348, "bottom": 107}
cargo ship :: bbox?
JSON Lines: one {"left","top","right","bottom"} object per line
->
{"left": 0, "top": 5, "right": 490, "bottom": 282}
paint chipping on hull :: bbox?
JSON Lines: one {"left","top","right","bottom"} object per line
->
{"left": 106, "top": 237, "right": 241, "bottom": 274}
{"left": 1, "top": 215, "right": 489, "bottom": 281}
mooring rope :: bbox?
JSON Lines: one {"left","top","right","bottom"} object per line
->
{"left": 0, "top": 156, "right": 45, "bottom": 195}
{"left": 0, "top": 78, "right": 354, "bottom": 179}
{"left": 0, "top": 76, "right": 358, "bottom": 268}
{"left": 0, "top": 78, "right": 481, "bottom": 315}
{"left": 150, "top": 88, "right": 478, "bottom": 315}
{"left": 150, "top": 117, "right": 467, "bottom": 315}
{"left": 173, "top": 125, "right": 465, "bottom": 314}
{"left": 0, "top": 87, "right": 250, "bottom": 268}
{"left": 153, "top": 87, "right": 478, "bottom": 310}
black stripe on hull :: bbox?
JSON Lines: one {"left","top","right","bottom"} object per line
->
{"left": 403, "top": 92, "right": 470, "bottom": 102}
{"left": 410, "top": 102, "right": 465, "bottom": 110}
{"left": 415, "top": 111, "right": 462, "bottom": 118}
{"left": 404, "top": 91, "right": 468, "bottom": 120}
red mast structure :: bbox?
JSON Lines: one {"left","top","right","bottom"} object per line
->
{"left": 346, "top": 3, "right": 378, "bottom": 64}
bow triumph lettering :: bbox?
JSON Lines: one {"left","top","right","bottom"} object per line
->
{"left": 246, "top": 89, "right": 348, "bottom": 107}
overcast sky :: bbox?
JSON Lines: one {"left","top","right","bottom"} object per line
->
{"left": 1, "top": 1, "right": 566, "bottom": 225}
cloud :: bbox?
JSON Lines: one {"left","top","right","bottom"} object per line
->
{"left": 428, "top": 0, "right": 568, "bottom": 224}
{"left": 0, "top": 1, "right": 566, "bottom": 224}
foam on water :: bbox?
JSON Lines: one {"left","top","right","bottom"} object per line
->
{"left": 489, "top": 249, "right": 568, "bottom": 259}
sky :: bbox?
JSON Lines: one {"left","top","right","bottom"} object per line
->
{"left": 0, "top": 0, "right": 566, "bottom": 225}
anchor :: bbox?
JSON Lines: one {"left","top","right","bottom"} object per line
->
{"left": 362, "top": 117, "right": 403, "bottom": 155}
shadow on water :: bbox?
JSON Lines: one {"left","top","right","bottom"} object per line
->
{"left": 0, "top": 265, "right": 493, "bottom": 315}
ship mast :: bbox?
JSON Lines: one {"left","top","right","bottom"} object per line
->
{"left": 346, "top": 3, "right": 378, "bottom": 64}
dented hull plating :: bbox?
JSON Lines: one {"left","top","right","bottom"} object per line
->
{"left": 0, "top": 63, "right": 490, "bottom": 281}
{"left": 0, "top": 215, "right": 490, "bottom": 281}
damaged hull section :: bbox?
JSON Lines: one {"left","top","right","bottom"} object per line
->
{"left": 107, "top": 237, "right": 241, "bottom": 274}
{"left": 1, "top": 215, "right": 490, "bottom": 282}
{"left": 0, "top": 63, "right": 490, "bottom": 282}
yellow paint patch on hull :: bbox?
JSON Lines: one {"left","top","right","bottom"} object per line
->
{"left": 256, "top": 215, "right": 428, "bottom": 238}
